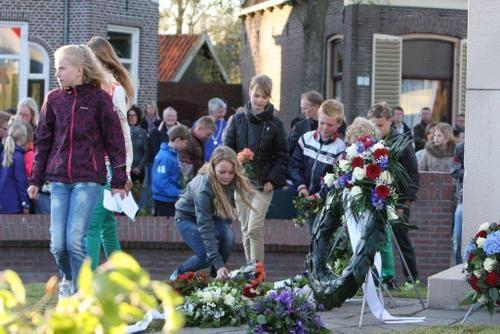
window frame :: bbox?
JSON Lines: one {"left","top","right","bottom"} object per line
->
{"left": 27, "top": 42, "right": 49, "bottom": 105}
{"left": 325, "top": 34, "right": 344, "bottom": 101}
{"left": 0, "top": 21, "right": 29, "bottom": 106}
{"left": 107, "top": 24, "right": 139, "bottom": 102}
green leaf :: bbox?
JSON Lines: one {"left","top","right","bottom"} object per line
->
{"left": 77, "top": 260, "right": 94, "bottom": 294}
{"left": 108, "top": 252, "right": 141, "bottom": 273}
{"left": 489, "top": 287, "right": 499, "bottom": 302}
{"left": 459, "top": 291, "right": 476, "bottom": 306}
{"left": 257, "top": 314, "right": 267, "bottom": 325}
{"left": 3, "top": 270, "right": 25, "bottom": 305}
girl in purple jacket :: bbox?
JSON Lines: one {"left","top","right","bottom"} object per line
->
{"left": 27, "top": 44, "right": 127, "bottom": 297}
{"left": 0, "top": 121, "right": 30, "bottom": 214}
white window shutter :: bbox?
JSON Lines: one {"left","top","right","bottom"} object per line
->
{"left": 458, "top": 39, "right": 467, "bottom": 115}
{"left": 372, "top": 34, "right": 402, "bottom": 107}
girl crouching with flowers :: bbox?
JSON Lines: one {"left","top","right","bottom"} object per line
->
{"left": 170, "top": 146, "right": 255, "bottom": 280}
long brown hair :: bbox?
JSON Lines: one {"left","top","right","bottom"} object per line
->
{"left": 87, "top": 36, "right": 135, "bottom": 107}
{"left": 199, "top": 146, "right": 254, "bottom": 219}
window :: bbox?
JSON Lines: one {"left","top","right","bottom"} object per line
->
{"left": 400, "top": 39, "right": 455, "bottom": 127}
{"left": 0, "top": 23, "right": 28, "bottom": 111}
{"left": 27, "top": 42, "right": 49, "bottom": 108}
{"left": 326, "top": 36, "right": 343, "bottom": 101}
{"left": 107, "top": 25, "right": 139, "bottom": 101}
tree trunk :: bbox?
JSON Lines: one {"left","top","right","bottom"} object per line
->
{"left": 175, "top": 0, "right": 185, "bottom": 34}
{"left": 296, "top": 0, "right": 330, "bottom": 94}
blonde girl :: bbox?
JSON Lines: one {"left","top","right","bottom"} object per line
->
{"left": 28, "top": 44, "right": 127, "bottom": 297}
{"left": 171, "top": 146, "right": 254, "bottom": 280}
{"left": 87, "top": 35, "right": 135, "bottom": 270}
{"left": 16, "top": 97, "right": 39, "bottom": 131}
{"left": 0, "top": 121, "right": 30, "bottom": 214}
{"left": 418, "top": 122, "right": 455, "bottom": 172}
{"left": 142, "top": 101, "right": 161, "bottom": 134}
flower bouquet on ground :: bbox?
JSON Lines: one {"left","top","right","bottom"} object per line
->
{"left": 178, "top": 281, "right": 249, "bottom": 327}
{"left": 168, "top": 271, "right": 209, "bottom": 296}
{"left": 461, "top": 222, "right": 500, "bottom": 314}
{"left": 293, "top": 195, "right": 324, "bottom": 227}
{"left": 237, "top": 148, "right": 255, "bottom": 179}
{"left": 247, "top": 286, "right": 331, "bottom": 334}
{"left": 229, "top": 261, "right": 268, "bottom": 298}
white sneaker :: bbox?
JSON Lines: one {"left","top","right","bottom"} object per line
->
{"left": 58, "top": 278, "right": 72, "bottom": 299}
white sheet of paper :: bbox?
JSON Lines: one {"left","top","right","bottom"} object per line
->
{"left": 121, "top": 193, "right": 139, "bottom": 221}
{"left": 103, "top": 189, "right": 120, "bottom": 212}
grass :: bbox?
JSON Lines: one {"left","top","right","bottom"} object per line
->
{"left": 402, "top": 325, "right": 500, "bottom": 333}
{"left": 355, "top": 284, "right": 428, "bottom": 299}
{"left": 25, "top": 282, "right": 57, "bottom": 311}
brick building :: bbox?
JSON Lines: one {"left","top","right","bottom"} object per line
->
{"left": 0, "top": 0, "right": 158, "bottom": 110}
{"left": 240, "top": 0, "right": 468, "bottom": 128}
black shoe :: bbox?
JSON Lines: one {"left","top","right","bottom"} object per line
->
{"left": 383, "top": 278, "right": 399, "bottom": 291}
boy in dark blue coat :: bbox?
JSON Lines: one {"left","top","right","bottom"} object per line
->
{"left": 152, "top": 125, "right": 189, "bottom": 216}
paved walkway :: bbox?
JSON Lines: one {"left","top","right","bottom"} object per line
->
{"left": 174, "top": 298, "right": 500, "bottom": 333}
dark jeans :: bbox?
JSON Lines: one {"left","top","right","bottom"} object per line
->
{"left": 154, "top": 200, "right": 175, "bottom": 217}
{"left": 175, "top": 216, "right": 234, "bottom": 274}
{"left": 393, "top": 207, "right": 419, "bottom": 281}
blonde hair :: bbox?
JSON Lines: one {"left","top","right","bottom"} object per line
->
{"left": 54, "top": 44, "right": 113, "bottom": 88}
{"left": 147, "top": 102, "right": 160, "bottom": 120}
{"left": 434, "top": 122, "right": 455, "bottom": 151}
{"left": 198, "top": 146, "right": 254, "bottom": 219}
{"left": 319, "top": 99, "right": 344, "bottom": 124}
{"left": 345, "top": 117, "right": 379, "bottom": 144}
{"left": 87, "top": 36, "right": 135, "bottom": 107}
{"left": 17, "top": 97, "right": 39, "bottom": 126}
{"left": 249, "top": 74, "right": 272, "bottom": 97}
{"left": 2, "top": 121, "right": 28, "bottom": 167}
{"left": 196, "top": 115, "right": 216, "bottom": 131}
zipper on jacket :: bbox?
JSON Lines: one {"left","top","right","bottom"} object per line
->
{"left": 256, "top": 121, "right": 267, "bottom": 186}
{"left": 68, "top": 87, "right": 78, "bottom": 182}
{"left": 90, "top": 147, "right": 97, "bottom": 172}
{"left": 308, "top": 141, "right": 323, "bottom": 192}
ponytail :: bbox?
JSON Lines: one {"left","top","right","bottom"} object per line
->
{"left": 2, "top": 121, "right": 27, "bottom": 167}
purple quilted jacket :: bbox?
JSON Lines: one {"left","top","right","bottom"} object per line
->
{"left": 30, "top": 84, "right": 126, "bottom": 189}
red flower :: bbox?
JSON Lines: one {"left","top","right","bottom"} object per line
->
{"left": 373, "top": 148, "right": 389, "bottom": 159}
{"left": 351, "top": 156, "right": 364, "bottom": 169}
{"left": 359, "top": 135, "right": 374, "bottom": 149}
{"left": 475, "top": 230, "right": 487, "bottom": 238}
{"left": 485, "top": 272, "right": 498, "bottom": 287}
{"left": 468, "top": 253, "right": 476, "bottom": 262}
{"left": 375, "top": 185, "right": 391, "bottom": 199}
{"left": 366, "top": 163, "right": 382, "bottom": 180}
{"left": 468, "top": 276, "right": 481, "bottom": 292}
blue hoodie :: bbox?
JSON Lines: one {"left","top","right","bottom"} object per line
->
{"left": 152, "top": 142, "right": 181, "bottom": 202}
{"left": 0, "top": 146, "right": 29, "bottom": 213}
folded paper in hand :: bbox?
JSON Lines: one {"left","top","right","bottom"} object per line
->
{"left": 103, "top": 190, "right": 139, "bottom": 221}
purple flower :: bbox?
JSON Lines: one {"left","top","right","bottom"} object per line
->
{"left": 278, "top": 289, "right": 293, "bottom": 310}
{"left": 254, "top": 325, "right": 265, "bottom": 334}
{"left": 294, "top": 320, "right": 305, "bottom": 334}
{"left": 336, "top": 174, "right": 350, "bottom": 189}
{"left": 356, "top": 141, "right": 365, "bottom": 153}
{"left": 463, "top": 241, "right": 477, "bottom": 261}
{"left": 378, "top": 156, "right": 389, "bottom": 170}
{"left": 313, "top": 315, "right": 324, "bottom": 328}
{"left": 371, "top": 189, "right": 385, "bottom": 210}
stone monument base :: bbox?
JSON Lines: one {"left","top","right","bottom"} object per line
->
{"left": 427, "top": 265, "right": 470, "bottom": 310}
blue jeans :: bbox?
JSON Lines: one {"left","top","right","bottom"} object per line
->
{"left": 452, "top": 203, "right": 463, "bottom": 265}
{"left": 175, "top": 216, "right": 234, "bottom": 274}
{"left": 33, "top": 193, "right": 51, "bottom": 214}
{"left": 50, "top": 182, "right": 100, "bottom": 292}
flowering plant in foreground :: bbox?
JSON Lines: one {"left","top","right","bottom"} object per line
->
{"left": 237, "top": 147, "right": 255, "bottom": 179}
{"left": 167, "top": 271, "right": 209, "bottom": 296}
{"left": 178, "top": 281, "right": 249, "bottom": 327}
{"left": 247, "top": 286, "right": 331, "bottom": 333}
{"left": 461, "top": 222, "right": 500, "bottom": 314}
{"left": 293, "top": 195, "right": 324, "bottom": 227}
{"left": 322, "top": 135, "right": 410, "bottom": 221}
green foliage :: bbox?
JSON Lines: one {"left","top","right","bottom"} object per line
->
{"left": 0, "top": 252, "right": 184, "bottom": 334}
{"left": 293, "top": 196, "right": 324, "bottom": 227}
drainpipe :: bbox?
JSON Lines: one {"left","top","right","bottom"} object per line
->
{"left": 63, "top": 0, "right": 69, "bottom": 44}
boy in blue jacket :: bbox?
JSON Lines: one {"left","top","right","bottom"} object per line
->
{"left": 152, "top": 124, "right": 189, "bottom": 216}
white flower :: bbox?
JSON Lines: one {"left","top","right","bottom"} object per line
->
{"left": 473, "top": 269, "right": 483, "bottom": 278}
{"left": 478, "top": 223, "right": 490, "bottom": 232}
{"left": 476, "top": 237, "right": 486, "bottom": 248}
{"left": 350, "top": 186, "right": 362, "bottom": 198}
{"left": 372, "top": 142, "right": 385, "bottom": 151}
{"left": 345, "top": 144, "right": 358, "bottom": 159}
{"left": 339, "top": 159, "right": 350, "bottom": 172}
{"left": 387, "top": 205, "right": 398, "bottom": 221}
{"left": 352, "top": 167, "right": 366, "bottom": 181}
{"left": 223, "top": 294, "right": 235, "bottom": 306}
{"left": 379, "top": 171, "right": 393, "bottom": 184}
{"left": 483, "top": 258, "right": 497, "bottom": 272}
{"left": 478, "top": 294, "right": 489, "bottom": 305}
{"left": 324, "top": 173, "right": 335, "bottom": 187}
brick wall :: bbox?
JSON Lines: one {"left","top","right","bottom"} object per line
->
{"left": 240, "top": 2, "right": 467, "bottom": 125}
{"left": 0, "top": 0, "right": 158, "bottom": 107}
{"left": 0, "top": 172, "right": 454, "bottom": 285}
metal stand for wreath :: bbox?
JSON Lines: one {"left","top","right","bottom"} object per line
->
{"left": 460, "top": 303, "right": 482, "bottom": 325}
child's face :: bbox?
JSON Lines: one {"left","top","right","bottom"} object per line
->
{"left": 55, "top": 56, "right": 83, "bottom": 87}
{"left": 249, "top": 87, "right": 270, "bottom": 113}
{"left": 172, "top": 138, "right": 188, "bottom": 151}
{"left": 317, "top": 112, "right": 339, "bottom": 140}
{"left": 16, "top": 106, "right": 32, "bottom": 123}
{"left": 370, "top": 116, "right": 392, "bottom": 138}
{"left": 214, "top": 159, "right": 235, "bottom": 185}
{"left": 433, "top": 129, "right": 445, "bottom": 146}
